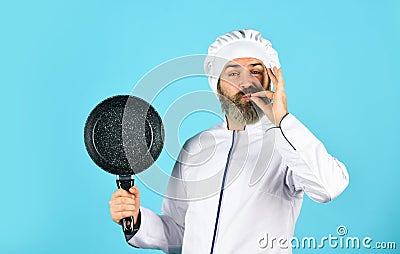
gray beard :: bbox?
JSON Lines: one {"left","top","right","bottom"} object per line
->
{"left": 219, "top": 89, "right": 264, "bottom": 126}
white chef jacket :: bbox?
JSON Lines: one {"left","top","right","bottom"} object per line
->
{"left": 127, "top": 113, "right": 349, "bottom": 253}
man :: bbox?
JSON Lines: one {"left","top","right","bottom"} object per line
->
{"left": 109, "top": 29, "right": 349, "bottom": 253}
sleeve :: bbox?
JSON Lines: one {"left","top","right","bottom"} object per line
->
{"left": 275, "top": 113, "right": 349, "bottom": 203}
{"left": 127, "top": 151, "right": 189, "bottom": 253}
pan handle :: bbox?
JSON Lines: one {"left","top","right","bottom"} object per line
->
{"left": 116, "top": 175, "right": 136, "bottom": 235}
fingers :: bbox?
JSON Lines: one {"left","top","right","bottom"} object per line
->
{"left": 249, "top": 90, "right": 274, "bottom": 100}
{"left": 249, "top": 96, "right": 276, "bottom": 124}
{"left": 110, "top": 186, "right": 140, "bottom": 205}
{"left": 273, "top": 67, "right": 285, "bottom": 91}
{"left": 109, "top": 196, "right": 136, "bottom": 206}
{"left": 110, "top": 204, "right": 137, "bottom": 212}
{"left": 249, "top": 95, "right": 271, "bottom": 109}
{"left": 109, "top": 200, "right": 138, "bottom": 224}
{"left": 112, "top": 186, "right": 139, "bottom": 199}
{"left": 112, "top": 189, "right": 132, "bottom": 199}
{"left": 129, "top": 186, "right": 140, "bottom": 198}
{"left": 267, "top": 67, "right": 285, "bottom": 92}
{"left": 110, "top": 186, "right": 141, "bottom": 224}
{"left": 267, "top": 68, "right": 278, "bottom": 89}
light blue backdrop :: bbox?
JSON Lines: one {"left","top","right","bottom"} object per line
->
{"left": 0, "top": 0, "right": 399, "bottom": 253}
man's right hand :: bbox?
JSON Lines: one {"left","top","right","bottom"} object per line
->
{"left": 249, "top": 67, "right": 288, "bottom": 126}
{"left": 109, "top": 186, "right": 141, "bottom": 225}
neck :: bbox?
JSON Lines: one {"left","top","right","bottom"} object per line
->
{"left": 225, "top": 115, "right": 245, "bottom": 131}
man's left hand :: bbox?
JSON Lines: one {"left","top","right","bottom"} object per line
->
{"left": 249, "top": 66, "right": 288, "bottom": 126}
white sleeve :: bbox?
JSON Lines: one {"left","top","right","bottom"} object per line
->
{"left": 276, "top": 114, "right": 349, "bottom": 203}
{"left": 127, "top": 152, "right": 188, "bottom": 253}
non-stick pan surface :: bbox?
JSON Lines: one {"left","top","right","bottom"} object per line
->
{"left": 84, "top": 95, "right": 164, "bottom": 176}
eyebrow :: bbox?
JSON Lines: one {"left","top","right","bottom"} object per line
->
{"left": 224, "top": 62, "right": 264, "bottom": 70}
{"left": 249, "top": 63, "right": 264, "bottom": 67}
{"left": 224, "top": 64, "right": 241, "bottom": 70}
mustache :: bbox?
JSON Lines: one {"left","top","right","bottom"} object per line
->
{"left": 232, "top": 87, "right": 263, "bottom": 102}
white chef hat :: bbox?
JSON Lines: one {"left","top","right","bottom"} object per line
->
{"left": 204, "top": 29, "right": 280, "bottom": 95}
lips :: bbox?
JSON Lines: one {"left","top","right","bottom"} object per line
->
{"left": 242, "top": 94, "right": 251, "bottom": 101}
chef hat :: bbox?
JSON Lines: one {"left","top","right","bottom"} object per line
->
{"left": 204, "top": 29, "right": 280, "bottom": 95}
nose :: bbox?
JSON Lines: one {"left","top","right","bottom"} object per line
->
{"left": 238, "top": 72, "right": 259, "bottom": 90}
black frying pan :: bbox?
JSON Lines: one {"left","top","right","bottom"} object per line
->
{"left": 84, "top": 95, "right": 164, "bottom": 235}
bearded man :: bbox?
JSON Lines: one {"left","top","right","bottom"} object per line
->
{"left": 108, "top": 29, "right": 349, "bottom": 254}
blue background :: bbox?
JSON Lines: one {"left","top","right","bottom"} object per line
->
{"left": 0, "top": 0, "right": 399, "bottom": 253}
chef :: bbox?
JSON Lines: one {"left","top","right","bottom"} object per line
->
{"left": 108, "top": 29, "right": 349, "bottom": 253}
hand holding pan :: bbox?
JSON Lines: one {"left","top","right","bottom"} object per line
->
{"left": 84, "top": 95, "right": 164, "bottom": 235}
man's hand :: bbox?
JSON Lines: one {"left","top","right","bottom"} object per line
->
{"left": 109, "top": 186, "right": 140, "bottom": 225}
{"left": 249, "top": 67, "right": 288, "bottom": 126}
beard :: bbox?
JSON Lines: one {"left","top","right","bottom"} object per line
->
{"left": 219, "top": 87, "right": 264, "bottom": 126}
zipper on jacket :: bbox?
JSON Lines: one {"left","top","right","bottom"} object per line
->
{"left": 209, "top": 130, "right": 236, "bottom": 254}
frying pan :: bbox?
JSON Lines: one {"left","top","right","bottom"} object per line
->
{"left": 84, "top": 95, "right": 164, "bottom": 235}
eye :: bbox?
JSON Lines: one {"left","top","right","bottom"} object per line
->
{"left": 251, "top": 70, "right": 262, "bottom": 75}
{"left": 228, "top": 72, "right": 240, "bottom": 77}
